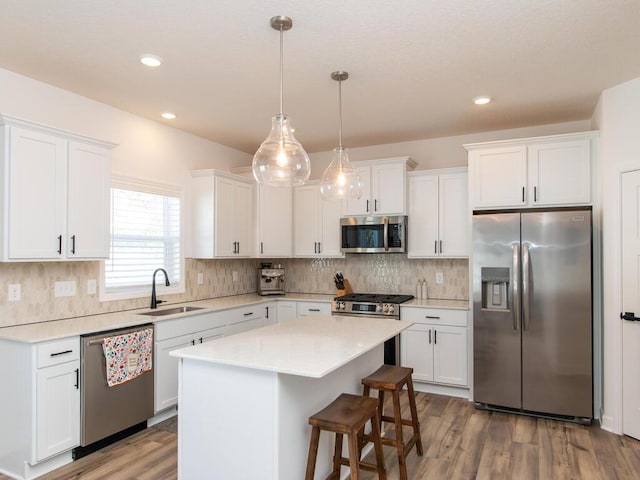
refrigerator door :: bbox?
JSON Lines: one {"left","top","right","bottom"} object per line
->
{"left": 473, "top": 213, "right": 521, "bottom": 409}
{"left": 521, "top": 210, "right": 592, "bottom": 418}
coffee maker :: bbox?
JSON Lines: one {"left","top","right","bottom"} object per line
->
{"left": 258, "top": 264, "right": 285, "bottom": 295}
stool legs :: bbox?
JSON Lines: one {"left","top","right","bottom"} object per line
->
{"left": 407, "top": 376, "right": 423, "bottom": 456}
{"left": 305, "top": 426, "right": 321, "bottom": 480}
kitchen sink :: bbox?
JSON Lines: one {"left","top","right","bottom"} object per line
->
{"left": 138, "top": 306, "right": 205, "bottom": 316}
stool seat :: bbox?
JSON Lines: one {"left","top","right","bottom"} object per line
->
{"left": 362, "top": 365, "right": 423, "bottom": 480}
{"left": 306, "top": 393, "right": 386, "bottom": 480}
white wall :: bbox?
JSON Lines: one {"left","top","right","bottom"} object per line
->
{"left": 0, "top": 67, "right": 251, "bottom": 184}
{"left": 308, "top": 119, "right": 591, "bottom": 178}
{"left": 597, "top": 76, "right": 640, "bottom": 433}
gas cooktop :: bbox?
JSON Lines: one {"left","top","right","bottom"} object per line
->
{"left": 333, "top": 293, "right": 415, "bottom": 304}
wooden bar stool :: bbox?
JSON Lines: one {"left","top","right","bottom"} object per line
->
{"left": 305, "top": 393, "right": 386, "bottom": 480}
{"left": 361, "top": 365, "right": 423, "bottom": 480}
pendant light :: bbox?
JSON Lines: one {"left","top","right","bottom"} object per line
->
{"left": 252, "top": 16, "right": 310, "bottom": 187}
{"left": 320, "top": 71, "right": 361, "bottom": 201}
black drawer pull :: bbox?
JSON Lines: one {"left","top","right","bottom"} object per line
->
{"left": 425, "top": 316, "right": 440, "bottom": 320}
{"left": 243, "top": 312, "right": 254, "bottom": 316}
{"left": 309, "top": 308, "right": 321, "bottom": 312}
{"left": 50, "top": 349, "right": 73, "bottom": 357}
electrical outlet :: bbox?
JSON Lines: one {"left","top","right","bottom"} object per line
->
{"left": 435, "top": 272, "right": 444, "bottom": 285}
{"left": 232, "top": 271, "right": 239, "bottom": 282}
{"left": 87, "top": 279, "right": 97, "bottom": 295}
{"left": 8, "top": 284, "right": 20, "bottom": 301}
{"left": 197, "top": 273, "right": 204, "bottom": 285}
{"left": 54, "top": 280, "right": 77, "bottom": 297}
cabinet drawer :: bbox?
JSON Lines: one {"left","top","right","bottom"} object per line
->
{"left": 296, "top": 302, "right": 330, "bottom": 316}
{"left": 36, "top": 337, "right": 80, "bottom": 368}
{"left": 225, "top": 305, "right": 263, "bottom": 326}
{"left": 400, "top": 307, "right": 467, "bottom": 327}
{"left": 155, "top": 312, "right": 224, "bottom": 341}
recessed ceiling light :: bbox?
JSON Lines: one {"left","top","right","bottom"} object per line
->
{"left": 140, "top": 54, "right": 163, "bottom": 67}
{"left": 161, "top": 112, "right": 176, "bottom": 120}
{"left": 473, "top": 96, "right": 491, "bottom": 105}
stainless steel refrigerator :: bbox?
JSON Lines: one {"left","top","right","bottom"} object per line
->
{"left": 473, "top": 209, "right": 592, "bottom": 422}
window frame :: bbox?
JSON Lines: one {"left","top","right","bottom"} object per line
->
{"left": 99, "top": 175, "right": 186, "bottom": 302}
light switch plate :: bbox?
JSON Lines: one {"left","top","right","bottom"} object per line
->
{"left": 8, "top": 284, "right": 20, "bottom": 301}
{"left": 435, "top": 272, "right": 444, "bottom": 285}
{"left": 197, "top": 273, "right": 204, "bottom": 285}
{"left": 232, "top": 271, "right": 239, "bottom": 282}
{"left": 54, "top": 281, "right": 77, "bottom": 297}
{"left": 87, "top": 279, "right": 97, "bottom": 295}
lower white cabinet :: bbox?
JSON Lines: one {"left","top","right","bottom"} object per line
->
{"left": 154, "top": 312, "right": 225, "bottom": 413}
{"left": 277, "top": 301, "right": 297, "bottom": 323}
{"left": 296, "top": 301, "right": 331, "bottom": 317}
{"left": 0, "top": 336, "right": 80, "bottom": 478}
{"left": 226, "top": 304, "right": 268, "bottom": 335}
{"left": 400, "top": 307, "right": 468, "bottom": 387}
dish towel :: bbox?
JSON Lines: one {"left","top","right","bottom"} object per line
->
{"left": 102, "top": 327, "right": 153, "bottom": 387}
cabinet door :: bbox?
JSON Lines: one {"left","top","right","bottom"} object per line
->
{"left": 400, "top": 326, "right": 434, "bottom": 382}
{"left": 8, "top": 127, "right": 67, "bottom": 259}
{"left": 233, "top": 180, "right": 254, "bottom": 257}
{"left": 277, "top": 301, "right": 297, "bottom": 323}
{"left": 155, "top": 334, "right": 194, "bottom": 412}
{"left": 344, "top": 165, "right": 371, "bottom": 215}
{"left": 214, "top": 176, "right": 236, "bottom": 257}
{"left": 293, "top": 185, "right": 320, "bottom": 256}
{"left": 438, "top": 172, "right": 468, "bottom": 257}
{"left": 528, "top": 139, "right": 591, "bottom": 206}
{"left": 319, "top": 198, "right": 344, "bottom": 257}
{"left": 471, "top": 146, "right": 527, "bottom": 208}
{"left": 371, "top": 163, "right": 405, "bottom": 215}
{"left": 67, "top": 141, "right": 110, "bottom": 259}
{"left": 35, "top": 362, "right": 80, "bottom": 461}
{"left": 407, "top": 174, "right": 439, "bottom": 257}
{"left": 197, "top": 326, "right": 226, "bottom": 344}
{"left": 257, "top": 185, "right": 292, "bottom": 257}
{"left": 296, "top": 302, "right": 331, "bottom": 317}
{"left": 432, "top": 326, "right": 467, "bottom": 386}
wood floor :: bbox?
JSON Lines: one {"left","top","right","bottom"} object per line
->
{"left": 3, "top": 392, "right": 640, "bottom": 480}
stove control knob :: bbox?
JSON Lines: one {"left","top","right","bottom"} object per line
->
{"left": 376, "top": 303, "right": 383, "bottom": 313}
{"left": 340, "top": 302, "right": 346, "bottom": 310}
{"left": 381, "top": 303, "right": 389, "bottom": 313}
{"left": 387, "top": 304, "right": 395, "bottom": 314}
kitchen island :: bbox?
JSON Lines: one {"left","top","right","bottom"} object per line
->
{"left": 170, "top": 314, "right": 412, "bottom": 480}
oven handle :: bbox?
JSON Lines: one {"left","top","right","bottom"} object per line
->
{"left": 383, "top": 216, "right": 389, "bottom": 251}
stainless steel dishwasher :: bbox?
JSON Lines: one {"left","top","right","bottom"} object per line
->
{"left": 75, "top": 324, "right": 154, "bottom": 458}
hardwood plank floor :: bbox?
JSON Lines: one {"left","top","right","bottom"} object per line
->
{"left": 2, "top": 393, "right": 639, "bottom": 480}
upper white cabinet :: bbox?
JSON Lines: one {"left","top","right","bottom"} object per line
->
{"left": 466, "top": 132, "right": 597, "bottom": 209}
{"left": 191, "top": 170, "right": 255, "bottom": 258}
{"left": 344, "top": 157, "right": 416, "bottom": 216}
{"left": 256, "top": 184, "right": 292, "bottom": 257}
{"left": 408, "top": 168, "right": 468, "bottom": 258}
{"left": 0, "top": 115, "right": 113, "bottom": 261}
{"left": 293, "top": 182, "right": 343, "bottom": 258}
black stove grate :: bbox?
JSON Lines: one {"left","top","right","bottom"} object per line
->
{"left": 334, "top": 293, "right": 414, "bottom": 304}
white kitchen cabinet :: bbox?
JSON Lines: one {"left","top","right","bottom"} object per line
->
{"left": 276, "top": 300, "right": 297, "bottom": 323}
{"left": 400, "top": 307, "right": 468, "bottom": 387}
{"left": 256, "top": 184, "right": 292, "bottom": 257}
{"left": 262, "top": 302, "right": 276, "bottom": 325}
{"left": 0, "top": 115, "right": 113, "bottom": 261}
{"left": 293, "top": 182, "right": 343, "bottom": 258}
{"left": 344, "top": 157, "right": 416, "bottom": 216}
{"left": 190, "top": 170, "right": 255, "bottom": 258}
{"left": 226, "top": 304, "right": 269, "bottom": 335}
{"left": 408, "top": 168, "right": 468, "bottom": 258}
{"left": 154, "top": 312, "right": 226, "bottom": 412}
{"left": 296, "top": 301, "right": 331, "bottom": 317}
{"left": 0, "top": 336, "right": 80, "bottom": 478}
{"left": 466, "top": 132, "right": 597, "bottom": 209}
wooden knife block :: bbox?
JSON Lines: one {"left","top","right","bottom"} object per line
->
{"left": 336, "top": 279, "right": 353, "bottom": 297}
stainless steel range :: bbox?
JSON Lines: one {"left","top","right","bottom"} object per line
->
{"left": 331, "top": 293, "right": 414, "bottom": 365}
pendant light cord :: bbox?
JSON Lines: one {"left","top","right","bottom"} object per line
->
{"left": 338, "top": 78, "right": 343, "bottom": 148}
{"left": 279, "top": 26, "right": 284, "bottom": 115}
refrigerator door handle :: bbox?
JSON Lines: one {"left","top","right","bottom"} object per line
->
{"left": 522, "top": 243, "right": 531, "bottom": 331}
{"left": 512, "top": 244, "right": 521, "bottom": 331}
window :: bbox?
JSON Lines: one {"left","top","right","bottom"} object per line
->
{"left": 101, "top": 176, "right": 184, "bottom": 301}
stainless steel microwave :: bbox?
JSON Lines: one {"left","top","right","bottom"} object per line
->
{"left": 340, "top": 216, "right": 407, "bottom": 253}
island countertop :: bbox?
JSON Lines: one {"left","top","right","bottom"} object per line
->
{"left": 171, "top": 314, "right": 413, "bottom": 378}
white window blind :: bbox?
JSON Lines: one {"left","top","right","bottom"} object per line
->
{"left": 104, "top": 185, "right": 181, "bottom": 295}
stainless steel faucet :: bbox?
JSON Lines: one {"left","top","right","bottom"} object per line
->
{"left": 150, "top": 268, "right": 171, "bottom": 309}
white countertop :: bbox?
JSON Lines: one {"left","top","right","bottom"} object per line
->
{"left": 170, "top": 315, "right": 413, "bottom": 378}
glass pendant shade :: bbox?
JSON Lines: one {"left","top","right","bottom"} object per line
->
{"left": 253, "top": 114, "right": 310, "bottom": 187}
{"left": 320, "top": 146, "right": 361, "bottom": 200}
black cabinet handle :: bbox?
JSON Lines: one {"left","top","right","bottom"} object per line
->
{"left": 318, "top": 242, "right": 321, "bottom": 254}
{"left": 74, "top": 368, "right": 79, "bottom": 389}
{"left": 374, "top": 199, "right": 378, "bottom": 212}
{"left": 260, "top": 242, "right": 264, "bottom": 254}
{"left": 522, "top": 187, "right": 525, "bottom": 202}
{"left": 439, "top": 240, "right": 442, "bottom": 254}
{"left": 244, "top": 312, "right": 254, "bottom": 316}
{"left": 621, "top": 312, "right": 640, "bottom": 321}
{"left": 428, "top": 329, "right": 431, "bottom": 344}
{"left": 236, "top": 242, "right": 239, "bottom": 254}
{"left": 534, "top": 186, "right": 537, "bottom": 202}
{"left": 265, "top": 306, "right": 269, "bottom": 319}
{"left": 199, "top": 337, "right": 203, "bottom": 343}
{"left": 434, "top": 330, "right": 437, "bottom": 344}
{"left": 191, "top": 339, "right": 196, "bottom": 345}
{"left": 71, "top": 235, "right": 76, "bottom": 254}
{"left": 57, "top": 235, "right": 62, "bottom": 254}
{"left": 425, "top": 315, "right": 440, "bottom": 320}
{"left": 366, "top": 199, "right": 370, "bottom": 213}
{"left": 50, "top": 349, "right": 72, "bottom": 357}
{"left": 434, "top": 240, "right": 437, "bottom": 254}
{"left": 309, "top": 308, "right": 321, "bottom": 312}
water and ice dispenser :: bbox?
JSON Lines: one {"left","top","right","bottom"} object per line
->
{"left": 480, "top": 267, "right": 510, "bottom": 310}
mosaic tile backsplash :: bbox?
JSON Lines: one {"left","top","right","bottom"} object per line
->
{"left": 0, "top": 255, "right": 468, "bottom": 328}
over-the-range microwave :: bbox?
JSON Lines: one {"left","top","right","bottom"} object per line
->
{"left": 340, "top": 216, "right": 407, "bottom": 253}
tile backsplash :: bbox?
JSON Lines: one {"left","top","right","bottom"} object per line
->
{"left": 0, "top": 255, "right": 468, "bottom": 328}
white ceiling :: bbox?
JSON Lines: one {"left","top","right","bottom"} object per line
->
{"left": 1, "top": 0, "right": 639, "bottom": 154}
